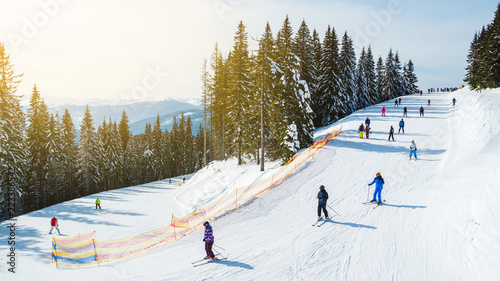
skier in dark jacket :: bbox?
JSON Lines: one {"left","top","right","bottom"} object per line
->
{"left": 403, "top": 106, "right": 407, "bottom": 117}
{"left": 203, "top": 221, "right": 216, "bottom": 260}
{"left": 365, "top": 117, "right": 370, "bottom": 128}
{"left": 419, "top": 106, "right": 424, "bottom": 117}
{"left": 358, "top": 123, "right": 364, "bottom": 138}
{"left": 452, "top": 97, "right": 456, "bottom": 106}
{"left": 388, "top": 126, "right": 395, "bottom": 141}
{"left": 317, "top": 185, "right": 329, "bottom": 220}
{"left": 368, "top": 172, "right": 385, "bottom": 205}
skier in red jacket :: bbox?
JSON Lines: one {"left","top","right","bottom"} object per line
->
{"left": 49, "top": 217, "right": 60, "bottom": 234}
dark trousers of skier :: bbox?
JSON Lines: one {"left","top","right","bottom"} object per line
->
{"left": 388, "top": 132, "right": 394, "bottom": 141}
{"left": 205, "top": 241, "right": 215, "bottom": 259}
{"left": 398, "top": 126, "right": 404, "bottom": 133}
{"left": 96, "top": 204, "right": 101, "bottom": 209}
{"left": 317, "top": 202, "right": 328, "bottom": 218}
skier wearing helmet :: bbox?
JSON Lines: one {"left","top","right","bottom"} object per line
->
{"left": 368, "top": 172, "right": 385, "bottom": 205}
{"left": 203, "top": 221, "right": 216, "bottom": 260}
{"left": 317, "top": 185, "right": 329, "bottom": 220}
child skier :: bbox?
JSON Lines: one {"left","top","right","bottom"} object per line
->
{"left": 358, "top": 123, "right": 364, "bottom": 138}
{"left": 403, "top": 106, "right": 407, "bottom": 117}
{"left": 398, "top": 119, "right": 405, "bottom": 133}
{"left": 317, "top": 185, "right": 329, "bottom": 220}
{"left": 365, "top": 126, "right": 370, "bottom": 139}
{"left": 382, "top": 107, "right": 386, "bottom": 116}
{"left": 95, "top": 198, "right": 101, "bottom": 209}
{"left": 409, "top": 140, "right": 417, "bottom": 160}
{"left": 368, "top": 172, "right": 385, "bottom": 205}
{"left": 420, "top": 106, "right": 424, "bottom": 117}
{"left": 388, "top": 126, "right": 395, "bottom": 141}
{"left": 203, "top": 221, "right": 216, "bottom": 261}
{"left": 49, "top": 217, "right": 60, "bottom": 234}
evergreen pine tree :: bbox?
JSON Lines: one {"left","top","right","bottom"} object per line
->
{"left": 118, "top": 111, "right": 131, "bottom": 187}
{"left": 381, "top": 49, "right": 398, "bottom": 100}
{"left": 317, "top": 26, "right": 341, "bottom": 125}
{"left": 46, "top": 113, "right": 64, "bottom": 205}
{"left": 276, "top": 16, "right": 314, "bottom": 160}
{"left": 60, "top": 109, "right": 77, "bottom": 201}
{"left": 356, "top": 51, "right": 369, "bottom": 109}
{"left": 228, "top": 21, "right": 251, "bottom": 165}
{"left": 256, "top": 22, "right": 280, "bottom": 160}
{"left": 152, "top": 115, "right": 164, "bottom": 180}
{"left": 339, "top": 32, "right": 357, "bottom": 114}
{"left": 77, "top": 106, "right": 99, "bottom": 196}
{"left": 0, "top": 42, "right": 25, "bottom": 218}
{"left": 364, "top": 46, "right": 378, "bottom": 105}
{"left": 394, "top": 52, "right": 403, "bottom": 96}
{"left": 310, "top": 29, "right": 323, "bottom": 128}
{"left": 26, "top": 85, "right": 50, "bottom": 209}
{"left": 375, "top": 56, "right": 385, "bottom": 102}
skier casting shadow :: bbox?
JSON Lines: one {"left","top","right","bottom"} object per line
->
{"left": 368, "top": 172, "right": 385, "bottom": 205}
{"left": 203, "top": 221, "right": 217, "bottom": 261}
{"left": 317, "top": 185, "right": 329, "bottom": 220}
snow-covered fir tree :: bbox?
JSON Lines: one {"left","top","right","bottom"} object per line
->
{"left": 310, "top": 29, "right": 323, "bottom": 128}
{"left": 356, "top": 50, "right": 369, "bottom": 109}
{"left": 393, "top": 52, "right": 403, "bottom": 96}
{"left": 375, "top": 56, "right": 385, "bottom": 102}
{"left": 60, "top": 109, "right": 77, "bottom": 201}
{"left": 317, "top": 26, "right": 341, "bottom": 126}
{"left": 26, "top": 85, "right": 51, "bottom": 209}
{"left": 46, "top": 113, "right": 64, "bottom": 205}
{"left": 339, "top": 32, "right": 357, "bottom": 115}
{"left": 464, "top": 4, "right": 500, "bottom": 89}
{"left": 406, "top": 60, "right": 418, "bottom": 94}
{"left": 381, "top": 49, "right": 398, "bottom": 100}
{"left": 77, "top": 106, "right": 100, "bottom": 196}
{"left": 0, "top": 42, "right": 24, "bottom": 218}
{"left": 276, "top": 16, "right": 314, "bottom": 160}
{"left": 228, "top": 21, "right": 251, "bottom": 165}
{"left": 364, "top": 46, "right": 378, "bottom": 105}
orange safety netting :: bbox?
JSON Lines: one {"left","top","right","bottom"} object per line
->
{"left": 51, "top": 127, "right": 342, "bottom": 268}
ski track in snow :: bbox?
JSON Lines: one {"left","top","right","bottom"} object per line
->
{"left": 1, "top": 89, "right": 500, "bottom": 281}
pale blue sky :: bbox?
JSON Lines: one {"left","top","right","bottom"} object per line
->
{"left": 0, "top": 0, "right": 498, "bottom": 102}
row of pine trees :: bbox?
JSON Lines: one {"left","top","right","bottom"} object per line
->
{"left": 0, "top": 42, "right": 205, "bottom": 219}
{"left": 464, "top": 3, "right": 500, "bottom": 90}
{"left": 1, "top": 16, "right": 420, "bottom": 219}
{"left": 202, "top": 17, "right": 418, "bottom": 164}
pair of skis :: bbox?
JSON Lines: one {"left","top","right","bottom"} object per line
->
{"left": 191, "top": 254, "right": 228, "bottom": 267}
{"left": 362, "top": 199, "right": 386, "bottom": 209}
{"left": 312, "top": 217, "right": 329, "bottom": 227}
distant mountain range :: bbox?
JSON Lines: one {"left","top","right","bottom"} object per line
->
{"left": 38, "top": 97, "right": 203, "bottom": 135}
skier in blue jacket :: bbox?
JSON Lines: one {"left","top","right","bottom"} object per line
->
{"left": 368, "top": 172, "right": 385, "bottom": 205}
{"left": 317, "top": 185, "right": 329, "bottom": 220}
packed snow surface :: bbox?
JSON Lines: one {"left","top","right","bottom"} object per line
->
{"left": 1, "top": 88, "right": 500, "bottom": 281}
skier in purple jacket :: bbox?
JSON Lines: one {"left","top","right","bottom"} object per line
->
{"left": 203, "top": 221, "right": 216, "bottom": 260}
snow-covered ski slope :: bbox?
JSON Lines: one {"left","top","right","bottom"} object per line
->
{"left": 2, "top": 88, "right": 500, "bottom": 281}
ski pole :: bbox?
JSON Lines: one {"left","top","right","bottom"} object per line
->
{"left": 367, "top": 184, "right": 370, "bottom": 201}
{"left": 214, "top": 244, "right": 225, "bottom": 251}
{"left": 327, "top": 205, "right": 340, "bottom": 216}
